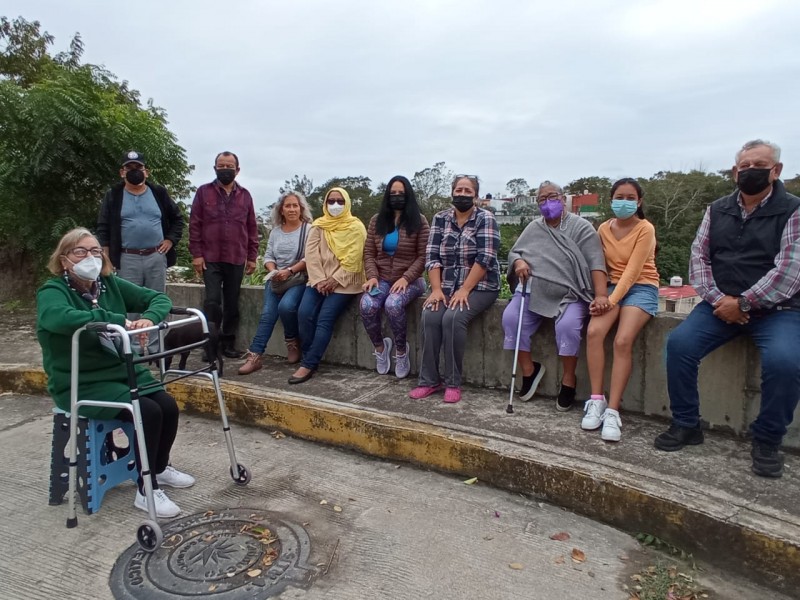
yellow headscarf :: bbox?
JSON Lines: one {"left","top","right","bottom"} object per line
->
{"left": 313, "top": 187, "right": 367, "bottom": 275}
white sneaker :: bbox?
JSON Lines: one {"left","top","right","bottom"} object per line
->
{"left": 581, "top": 397, "right": 608, "bottom": 430}
{"left": 374, "top": 337, "right": 393, "bottom": 375}
{"left": 394, "top": 342, "right": 411, "bottom": 379}
{"left": 134, "top": 489, "right": 181, "bottom": 518}
{"left": 601, "top": 408, "right": 622, "bottom": 442}
{"left": 157, "top": 465, "right": 196, "bottom": 488}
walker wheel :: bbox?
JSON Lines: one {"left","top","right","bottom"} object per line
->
{"left": 137, "top": 520, "right": 163, "bottom": 552}
{"left": 231, "top": 463, "right": 251, "bottom": 486}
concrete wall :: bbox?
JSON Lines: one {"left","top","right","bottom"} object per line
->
{"left": 167, "top": 283, "right": 800, "bottom": 449}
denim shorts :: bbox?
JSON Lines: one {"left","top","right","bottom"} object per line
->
{"left": 608, "top": 283, "right": 659, "bottom": 316}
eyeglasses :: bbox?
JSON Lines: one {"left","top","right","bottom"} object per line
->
{"left": 326, "top": 199, "right": 346, "bottom": 205}
{"left": 69, "top": 247, "right": 104, "bottom": 258}
{"left": 537, "top": 193, "right": 562, "bottom": 203}
{"left": 454, "top": 174, "right": 479, "bottom": 179}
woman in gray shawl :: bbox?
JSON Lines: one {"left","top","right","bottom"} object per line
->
{"left": 502, "top": 181, "right": 608, "bottom": 411}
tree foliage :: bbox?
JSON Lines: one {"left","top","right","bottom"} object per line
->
{"left": 0, "top": 16, "right": 193, "bottom": 298}
{"left": 412, "top": 161, "right": 454, "bottom": 216}
{"left": 505, "top": 177, "right": 529, "bottom": 197}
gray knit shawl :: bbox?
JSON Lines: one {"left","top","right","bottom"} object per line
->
{"left": 507, "top": 213, "right": 606, "bottom": 318}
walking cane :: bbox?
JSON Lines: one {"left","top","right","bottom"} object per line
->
{"left": 506, "top": 280, "right": 529, "bottom": 414}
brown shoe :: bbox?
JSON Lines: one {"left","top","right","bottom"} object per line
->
{"left": 238, "top": 351, "right": 262, "bottom": 375}
{"left": 285, "top": 338, "right": 301, "bottom": 364}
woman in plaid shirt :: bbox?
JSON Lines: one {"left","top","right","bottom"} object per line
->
{"left": 409, "top": 175, "right": 500, "bottom": 404}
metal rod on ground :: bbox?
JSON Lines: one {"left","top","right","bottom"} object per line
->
{"left": 506, "top": 281, "right": 528, "bottom": 414}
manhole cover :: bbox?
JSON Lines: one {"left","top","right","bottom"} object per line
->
{"left": 109, "top": 509, "right": 316, "bottom": 599}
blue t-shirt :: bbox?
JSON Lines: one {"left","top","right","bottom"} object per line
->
{"left": 120, "top": 187, "right": 163, "bottom": 249}
{"left": 382, "top": 229, "right": 399, "bottom": 256}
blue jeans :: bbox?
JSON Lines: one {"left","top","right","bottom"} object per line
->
{"left": 666, "top": 301, "right": 800, "bottom": 445}
{"left": 297, "top": 288, "right": 355, "bottom": 370}
{"left": 248, "top": 283, "right": 306, "bottom": 354}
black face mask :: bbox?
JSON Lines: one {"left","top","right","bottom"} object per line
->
{"left": 215, "top": 168, "right": 236, "bottom": 185}
{"left": 389, "top": 194, "right": 406, "bottom": 211}
{"left": 737, "top": 167, "right": 772, "bottom": 195}
{"left": 125, "top": 169, "right": 145, "bottom": 185}
{"left": 452, "top": 195, "right": 475, "bottom": 213}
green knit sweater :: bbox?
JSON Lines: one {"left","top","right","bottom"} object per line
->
{"left": 36, "top": 275, "right": 172, "bottom": 418}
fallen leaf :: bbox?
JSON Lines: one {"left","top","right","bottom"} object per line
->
{"left": 588, "top": 571, "right": 595, "bottom": 578}
{"left": 554, "top": 556, "right": 565, "bottom": 564}
{"left": 227, "top": 572, "right": 236, "bottom": 578}
{"left": 348, "top": 498, "right": 356, "bottom": 502}
{"left": 270, "top": 431, "right": 286, "bottom": 439}
{"left": 618, "top": 554, "right": 629, "bottom": 561}
{"left": 494, "top": 511, "right": 500, "bottom": 518}
{"left": 247, "top": 569, "right": 262, "bottom": 577}
{"left": 550, "top": 532, "right": 571, "bottom": 541}
{"left": 208, "top": 584, "right": 218, "bottom": 592}
{"left": 463, "top": 477, "right": 478, "bottom": 485}
{"left": 302, "top": 522, "right": 310, "bottom": 526}
{"left": 483, "top": 535, "right": 494, "bottom": 541}
{"left": 333, "top": 505, "right": 342, "bottom": 512}
{"left": 631, "top": 574, "right": 643, "bottom": 582}
{"left": 203, "top": 510, "right": 215, "bottom": 517}
{"left": 509, "top": 563, "right": 524, "bottom": 570}
{"left": 571, "top": 548, "right": 586, "bottom": 563}
{"left": 320, "top": 499, "right": 328, "bottom": 505}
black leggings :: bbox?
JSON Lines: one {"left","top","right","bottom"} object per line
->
{"left": 118, "top": 390, "right": 180, "bottom": 491}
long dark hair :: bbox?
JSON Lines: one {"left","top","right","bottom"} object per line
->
{"left": 376, "top": 175, "right": 423, "bottom": 236}
{"left": 610, "top": 177, "right": 646, "bottom": 219}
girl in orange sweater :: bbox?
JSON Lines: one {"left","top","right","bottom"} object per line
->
{"left": 582, "top": 178, "right": 660, "bottom": 442}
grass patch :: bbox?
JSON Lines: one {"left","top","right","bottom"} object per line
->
{"left": 625, "top": 561, "right": 710, "bottom": 600}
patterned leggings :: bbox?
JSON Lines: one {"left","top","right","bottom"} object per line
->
{"left": 359, "top": 278, "right": 426, "bottom": 351}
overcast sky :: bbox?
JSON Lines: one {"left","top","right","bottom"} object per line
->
{"left": 6, "top": 0, "right": 800, "bottom": 208}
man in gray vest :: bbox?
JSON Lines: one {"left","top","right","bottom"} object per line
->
{"left": 655, "top": 140, "right": 800, "bottom": 478}
{"left": 97, "top": 150, "right": 184, "bottom": 350}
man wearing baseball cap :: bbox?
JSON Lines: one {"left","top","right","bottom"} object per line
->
{"left": 97, "top": 150, "right": 184, "bottom": 349}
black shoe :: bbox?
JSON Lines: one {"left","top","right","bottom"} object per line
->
{"left": 520, "top": 362, "right": 546, "bottom": 402}
{"left": 654, "top": 423, "right": 704, "bottom": 451}
{"left": 751, "top": 440, "right": 784, "bottom": 478}
{"left": 288, "top": 369, "right": 314, "bottom": 385}
{"left": 222, "top": 346, "right": 244, "bottom": 359}
{"left": 556, "top": 383, "right": 576, "bottom": 412}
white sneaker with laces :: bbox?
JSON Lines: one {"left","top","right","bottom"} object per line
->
{"left": 157, "top": 465, "right": 196, "bottom": 488}
{"left": 394, "top": 342, "right": 411, "bottom": 379}
{"left": 581, "top": 397, "right": 608, "bottom": 430}
{"left": 134, "top": 488, "right": 181, "bottom": 518}
{"left": 601, "top": 408, "right": 622, "bottom": 442}
{"left": 374, "top": 337, "right": 393, "bottom": 375}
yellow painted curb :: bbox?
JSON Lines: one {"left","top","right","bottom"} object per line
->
{"left": 2, "top": 365, "right": 799, "bottom": 593}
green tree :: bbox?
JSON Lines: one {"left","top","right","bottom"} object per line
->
{"left": 280, "top": 174, "right": 314, "bottom": 198}
{"left": 0, "top": 16, "right": 193, "bottom": 299}
{"left": 505, "top": 178, "right": 529, "bottom": 197}
{"left": 412, "top": 161, "right": 454, "bottom": 217}
{"left": 565, "top": 176, "right": 612, "bottom": 200}
{"left": 308, "top": 176, "right": 376, "bottom": 221}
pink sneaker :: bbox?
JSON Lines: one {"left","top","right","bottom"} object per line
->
{"left": 443, "top": 387, "right": 462, "bottom": 403}
{"left": 408, "top": 384, "right": 443, "bottom": 399}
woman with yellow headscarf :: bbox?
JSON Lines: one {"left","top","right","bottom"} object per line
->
{"left": 289, "top": 188, "right": 367, "bottom": 384}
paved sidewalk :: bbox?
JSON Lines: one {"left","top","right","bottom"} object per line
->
{"left": 0, "top": 392, "right": 791, "bottom": 600}
{"left": 2, "top": 308, "right": 800, "bottom": 596}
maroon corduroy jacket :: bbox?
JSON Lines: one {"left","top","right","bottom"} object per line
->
{"left": 364, "top": 214, "right": 430, "bottom": 284}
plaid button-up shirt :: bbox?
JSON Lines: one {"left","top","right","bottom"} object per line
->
{"left": 425, "top": 207, "right": 500, "bottom": 295}
{"left": 689, "top": 190, "right": 800, "bottom": 309}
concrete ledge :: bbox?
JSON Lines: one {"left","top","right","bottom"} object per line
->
{"left": 167, "top": 283, "right": 800, "bottom": 449}
{"left": 3, "top": 363, "right": 799, "bottom": 594}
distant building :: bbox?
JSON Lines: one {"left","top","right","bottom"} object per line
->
{"left": 569, "top": 193, "right": 601, "bottom": 220}
{"left": 659, "top": 284, "right": 700, "bottom": 314}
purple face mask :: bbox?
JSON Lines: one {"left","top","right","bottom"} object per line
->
{"left": 539, "top": 199, "right": 564, "bottom": 220}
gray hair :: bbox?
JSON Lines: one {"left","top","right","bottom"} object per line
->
{"left": 536, "top": 180, "right": 564, "bottom": 197}
{"left": 271, "top": 191, "right": 313, "bottom": 227}
{"left": 451, "top": 175, "right": 480, "bottom": 196}
{"left": 736, "top": 139, "right": 781, "bottom": 164}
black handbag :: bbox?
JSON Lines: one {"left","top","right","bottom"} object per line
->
{"left": 270, "top": 223, "right": 308, "bottom": 294}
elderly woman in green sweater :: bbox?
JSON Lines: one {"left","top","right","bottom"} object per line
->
{"left": 36, "top": 227, "right": 194, "bottom": 519}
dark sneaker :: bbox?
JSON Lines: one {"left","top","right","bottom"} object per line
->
{"left": 556, "top": 383, "right": 576, "bottom": 412}
{"left": 751, "top": 440, "right": 784, "bottom": 478}
{"left": 222, "top": 345, "right": 244, "bottom": 359}
{"left": 654, "top": 423, "right": 704, "bottom": 451}
{"left": 519, "top": 362, "right": 546, "bottom": 402}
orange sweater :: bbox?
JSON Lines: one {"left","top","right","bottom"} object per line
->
{"left": 598, "top": 219, "right": 660, "bottom": 306}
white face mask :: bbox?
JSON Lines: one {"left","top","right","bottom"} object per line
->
{"left": 327, "top": 203, "right": 345, "bottom": 217}
{"left": 70, "top": 255, "right": 103, "bottom": 281}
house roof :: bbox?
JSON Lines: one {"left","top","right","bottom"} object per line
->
{"left": 658, "top": 285, "right": 698, "bottom": 300}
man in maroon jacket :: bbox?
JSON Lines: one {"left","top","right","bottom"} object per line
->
{"left": 189, "top": 151, "right": 258, "bottom": 358}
